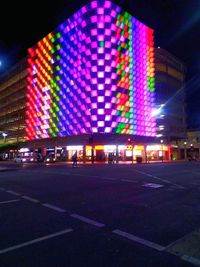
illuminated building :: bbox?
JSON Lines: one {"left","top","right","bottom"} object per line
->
{"left": 0, "top": 58, "right": 27, "bottom": 154}
{"left": 26, "top": 0, "right": 156, "bottom": 140}
{"left": 0, "top": 1, "right": 174, "bottom": 162}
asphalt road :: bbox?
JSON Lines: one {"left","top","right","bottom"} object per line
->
{"left": 0, "top": 161, "right": 200, "bottom": 267}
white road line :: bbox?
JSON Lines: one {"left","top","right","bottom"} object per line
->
{"left": 0, "top": 199, "right": 20, "bottom": 205}
{"left": 135, "top": 170, "right": 185, "bottom": 189}
{"left": 0, "top": 228, "right": 73, "bottom": 255}
{"left": 146, "top": 174, "right": 154, "bottom": 177}
{"left": 42, "top": 203, "right": 66, "bottom": 213}
{"left": 6, "top": 190, "right": 21, "bottom": 196}
{"left": 143, "top": 183, "right": 164, "bottom": 188}
{"left": 112, "top": 229, "right": 165, "bottom": 251}
{"left": 22, "top": 196, "right": 39, "bottom": 203}
{"left": 181, "top": 255, "right": 200, "bottom": 266}
{"left": 70, "top": 213, "right": 105, "bottom": 227}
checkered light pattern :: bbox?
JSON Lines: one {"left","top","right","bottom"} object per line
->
{"left": 25, "top": 0, "right": 156, "bottom": 140}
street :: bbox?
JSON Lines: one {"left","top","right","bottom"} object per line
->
{"left": 0, "top": 161, "right": 200, "bottom": 267}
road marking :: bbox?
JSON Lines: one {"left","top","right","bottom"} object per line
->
{"left": 6, "top": 190, "right": 21, "bottom": 196}
{"left": 135, "top": 170, "right": 185, "bottom": 189}
{"left": 0, "top": 199, "right": 20, "bottom": 205}
{"left": 143, "top": 183, "right": 164, "bottom": 188}
{"left": 146, "top": 174, "right": 154, "bottom": 177}
{"left": 70, "top": 213, "right": 105, "bottom": 227}
{"left": 166, "top": 228, "right": 200, "bottom": 264}
{"left": 0, "top": 228, "right": 73, "bottom": 255}
{"left": 112, "top": 229, "right": 165, "bottom": 251}
{"left": 181, "top": 255, "right": 200, "bottom": 266}
{"left": 42, "top": 203, "right": 66, "bottom": 213}
{"left": 22, "top": 196, "right": 39, "bottom": 203}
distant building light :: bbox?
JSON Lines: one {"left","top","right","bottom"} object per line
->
{"left": 156, "top": 134, "right": 163, "bottom": 137}
{"left": 158, "top": 46, "right": 160, "bottom": 49}
{"left": 151, "top": 108, "right": 162, "bottom": 117}
{"left": 19, "top": 148, "right": 30, "bottom": 153}
{"left": 159, "top": 125, "right": 165, "bottom": 129}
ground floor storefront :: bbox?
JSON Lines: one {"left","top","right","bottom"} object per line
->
{"left": 13, "top": 144, "right": 170, "bottom": 163}
{"left": 1, "top": 134, "right": 171, "bottom": 163}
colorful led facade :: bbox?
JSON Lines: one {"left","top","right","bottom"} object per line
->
{"left": 25, "top": 0, "right": 156, "bottom": 140}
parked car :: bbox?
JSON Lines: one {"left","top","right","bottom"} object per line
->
{"left": 14, "top": 155, "right": 34, "bottom": 163}
{"left": 14, "top": 156, "right": 24, "bottom": 163}
{"left": 44, "top": 154, "right": 56, "bottom": 163}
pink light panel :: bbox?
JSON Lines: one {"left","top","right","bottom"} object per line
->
{"left": 25, "top": 0, "right": 156, "bottom": 140}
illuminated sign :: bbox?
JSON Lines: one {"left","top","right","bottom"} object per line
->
{"left": 147, "top": 145, "right": 168, "bottom": 151}
{"left": 134, "top": 145, "right": 144, "bottom": 150}
{"left": 95, "top": 145, "right": 104, "bottom": 150}
{"left": 66, "top": 145, "right": 83, "bottom": 150}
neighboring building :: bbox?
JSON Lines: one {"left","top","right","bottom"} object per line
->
{"left": 154, "top": 47, "right": 187, "bottom": 144}
{"left": 177, "top": 130, "right": 200, "bottom": 160}
{"left": 0, "top": 1, "right": 174, "bottom": 162}
{"left": 0, "top": 58, "right": 27, "bottom": 151}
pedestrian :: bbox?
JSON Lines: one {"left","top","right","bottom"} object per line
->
{"left": 108, "top": 152, "right": 114, "bottom": 164}
{"left": 72, "top": 151, "right": 78, "bottom": 167}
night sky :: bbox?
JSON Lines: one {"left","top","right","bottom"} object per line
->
{"left": 0, "top": 0, "right": 200, "bottom": 128}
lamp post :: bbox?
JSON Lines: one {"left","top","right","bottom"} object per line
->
{"left": 184, "top": 141, "right": 187, "bottom": 160}
{"left": 89, "top": 133, "right": 94, "bottom": 164}
{"left": 2, "top": 133, "right": 8, "bottom": 143}
{"left": 160, "top": 139, "right": 164, "bottom": 162}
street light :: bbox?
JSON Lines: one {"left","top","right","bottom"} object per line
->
{"left": 160, "top": 139, "right": 164, "bottom": 162}
{"left": 2, "top": 133, "right": 8, "bottom": 143}
{"left": 89, "top": 133, "right": 94, "bottom": 164}
{"left": 184, "top": 141, "right": 187, "bottom": 160}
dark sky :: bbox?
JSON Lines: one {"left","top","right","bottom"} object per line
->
{"left": 0, "top": 0, "right": 200, "bottom": 128}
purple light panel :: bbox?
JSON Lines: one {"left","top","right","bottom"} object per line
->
{"left": 26, "top": 0, "right": 156, "bottom": 140}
